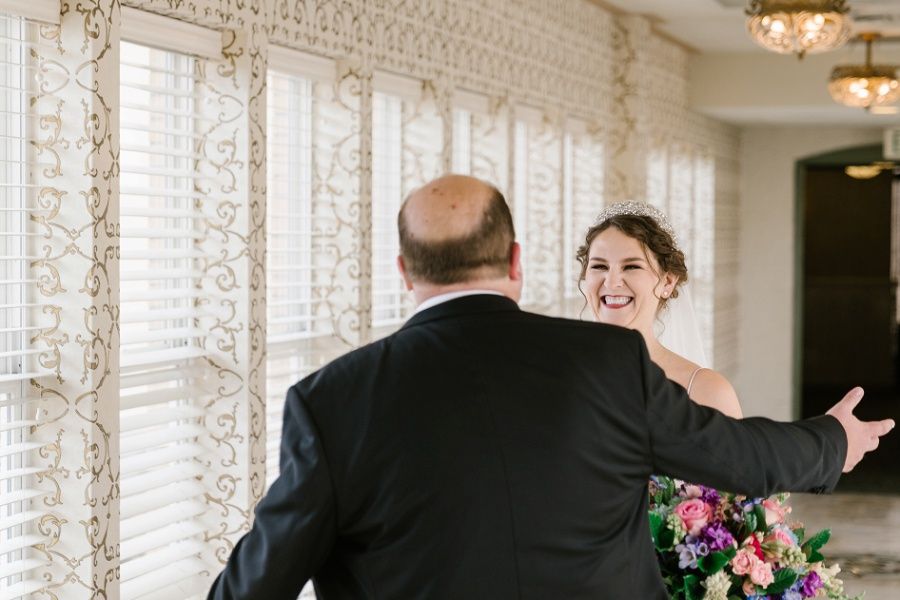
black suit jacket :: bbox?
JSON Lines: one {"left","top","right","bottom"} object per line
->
{"left": 208, "top": 295, "right": 846, "bottom": 599}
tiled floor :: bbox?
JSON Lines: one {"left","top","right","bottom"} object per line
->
{"left": 790, "top": 493, "right": 900, "bottom": 599}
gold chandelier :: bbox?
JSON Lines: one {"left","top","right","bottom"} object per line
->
{"left": 828, "top": 34, "right": 900, "bottom": 110}
{"left": 746, "top": 0, "right": 852, "bottom": 58}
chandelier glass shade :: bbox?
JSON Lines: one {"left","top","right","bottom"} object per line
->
{"left": 746, "top": 0, "right": 852, "bottom": 58}
{"left": 828, "top": 35, "right": 900, "bottom": 110}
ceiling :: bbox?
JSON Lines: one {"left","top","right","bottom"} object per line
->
{"left": 594, "top": 0, "right": 900, "bottom": 126}
{"left": 598, "top": 0, "right": 900, "bottom": 53}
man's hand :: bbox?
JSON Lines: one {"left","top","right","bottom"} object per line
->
{"left": 827, "top": 387, "right": 895, "bottom": 472}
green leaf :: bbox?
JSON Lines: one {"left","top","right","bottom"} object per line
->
{"left": 753, "top": 503, "right": 768, "bottom": 532}
{"left": 802, "top": 529, "right": 831, "bottom": 553}
{"left": 658, "top": 526, "right": 675, "bottom": 551}
{"left": 744, "top": 510, "right": 758, "bottom": 534}
{"left": 682, "top": 574, "right": 702, "bottom": 600}
{"left": 698, "top": 551, "right": 731, "bottom": 575}
{"left": 649, "top": 512, "right": 663, "bottom": 547}
{"left": 794, "top": 526, "right": 806, "bottom": 544}
{"left": 764, "top": 568, "right": 799, "bottom": 594}
{"left": 807, "top": 549, "right": 824, "bottom": 563}
{"left": 722, "top": 546, "right": 737, "bottom": 560}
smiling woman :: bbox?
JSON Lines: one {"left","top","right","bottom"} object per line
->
{"left": 576, "top": 204, "right": 741, "bottom": 419}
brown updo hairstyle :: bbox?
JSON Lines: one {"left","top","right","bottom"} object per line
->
{"left": 575, "top": 214, "right": 688, "bottom": 311}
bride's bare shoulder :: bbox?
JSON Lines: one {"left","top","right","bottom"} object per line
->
{"left": 689, "top": 368, "right": 743, "bottom": 419}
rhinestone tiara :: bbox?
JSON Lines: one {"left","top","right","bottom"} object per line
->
{"left": 593, "top": 201, "right": 679, "bottom": 248}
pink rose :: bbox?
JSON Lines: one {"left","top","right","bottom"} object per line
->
{"left": 673, "top": 499, "right": 713, "bottom": 536}
{"left": 750, "top": 560, "right": 774, "bottom": 587}
{"left": 731, "top": 548, "right": 759, "bottom": 576}
{"left": 764, "top": 527, "right": 795, "bottom": 548}
{"left": 762, "top": 499, "right": 790, "bottom": 525}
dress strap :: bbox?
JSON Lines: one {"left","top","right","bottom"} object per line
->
{"left": 686, "top": 367, "right": 708, "bottom": 396}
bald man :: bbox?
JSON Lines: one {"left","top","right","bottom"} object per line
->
{"left": 209, "top": 175, "right": 893, "bottom": 600}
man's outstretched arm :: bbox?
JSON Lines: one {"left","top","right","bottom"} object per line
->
{"left": 635, "top": 332, "right": 894, "bottom": 497}
{"left": 208, "top": 385, "right": 337, "bottom": 600}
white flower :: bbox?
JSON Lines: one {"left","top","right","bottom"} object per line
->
{"left": 701, "top": 571, "right": 731, "bottom": 600}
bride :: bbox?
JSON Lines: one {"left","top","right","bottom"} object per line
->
{"left": 576, "top": 202, "right": 853, "bottom": 598}
{"left": 576, "top": 202, "right": 741, "bottom": 418}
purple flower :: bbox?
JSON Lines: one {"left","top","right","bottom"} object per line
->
{"left": 801, "top": 572, "right": 823, "bottom": 598}
{"left": 674, "top": 535, "right": 710, "bottom": 569}
{"left": 699, "top": 485, "right": 721, "bottom": 506}
{"left": 700, "top": 521, "right": 735, "bottom": 552}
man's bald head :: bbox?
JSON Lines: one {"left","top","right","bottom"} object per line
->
{"left": 398, "top": 175, "right": 515, "bottom": 285}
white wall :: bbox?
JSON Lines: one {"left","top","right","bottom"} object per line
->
{"left": 735, "top": 126, "right": 883, "bottom": 419}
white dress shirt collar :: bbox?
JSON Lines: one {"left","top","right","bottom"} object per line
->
{"left": 412, "top": 290, "right": 505, "bottom": 315}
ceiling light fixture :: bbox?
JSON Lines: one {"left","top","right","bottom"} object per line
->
{"left": 828, "top": 33, "right": 900, "bottom": 110}
{"left": 746, "top": 0, "right": 852, "bottom": 58}
{"left": 844, "top": 162, "right": 895, "bottom": 179}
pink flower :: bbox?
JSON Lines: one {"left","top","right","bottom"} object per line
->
{"left": 674, "top": 499, "right": 713, "bottom": 536}
{"left": 742, "top": 579, "right": 757, "bottom": 596}
{"left": 762, "top": 498, "right": 790, "bottom": 525}
{"left": 764, "top": 527, "right": 796, "bottom": 548}
{"left": 749, "top": 560, "right": 774, "bottom": 587}
{"left": 730, "top": 548, "right": 759, "bottom": 576}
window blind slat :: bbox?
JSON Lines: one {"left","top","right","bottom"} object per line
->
{"left": 120, "top": 480, "right": 205, "bottom": 520}
{"left": 120, "top": 462, "right": 205, "bottom": 498}
{"left": 120, "top": 383, "right": 211, "bottom": 411}
{"left": 120, "top": 499, "right": 207, "bottom": 542}
{"left": 121, "top": 557, "right": 209, "bottom": 600}
{"left": 0, "top": 558, "right": 47, "bottom": 581}
{"left": 120, "top": 405, "right": 204, "bottom": 433}
{"left": 0, "top": 487, "right": 47, "bottom": 508}
{"left": 120, "top": 346, "right": 207, "bottom": 370}
{"left": 119, "top": 423, "right": 206, "bottom": 455}
{"left": 119, "top": 443, "right": 206, "bottom": 479}
{"left": 0, "top": 579, "right": 46, "bottom": 600}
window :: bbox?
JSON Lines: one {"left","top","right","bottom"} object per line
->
{"left": 0, "top": 10, "right": 56, "bottom": 599}
{"left": 645, "top": 140, "right": 716, "bottom": 361}
{"left": 512, "top": 107, "right": 562, "bottom": 311}
{"left": 119, "top": 40, "right": 212, "bottom": 600}
{"left": 371, "top": 91, "right": 406, "bottom": 328}
{"left": 265, "top": 50, "right": 347, "bottom": 493}
{"left": 451, "top": 90, "right": 509, "bottom": 193}
{"left": 563, "top": 121, "right": 605, "bottom": 300}
{"left": 452, "top": 108, "right": 471, "bottom": 174}
{"left": 371, "top": 73, "right": 443, "bottom": 331}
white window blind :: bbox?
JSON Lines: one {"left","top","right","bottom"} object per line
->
{"left": 371, "top": 91, "right": 408, "bottom": 329}
{"left": 0, "top": 11, "right": 56, "bottom": 600}
{"left": 265, "top": 61, "right": 346, "bottom": 493}
{"left": 512, "top": 119, "right": 533, "bottom": 306}
{"left": 563, "top": 123, "right": 605, "bottom": 300}
{"left": 371, "top": 74, "right": 443, "bottom": 331}
{"left": 645, "top": 141, "right": 716, "bottom": 362}
{"left": 119, "top": 40, "right": 213, "bottom": 600}
{"left": 452, "top": 108, "right": 471, "bottom": 174}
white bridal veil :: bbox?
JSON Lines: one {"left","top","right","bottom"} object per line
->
{"left": 656, "top": 282, "right": 709, "bottom": 368}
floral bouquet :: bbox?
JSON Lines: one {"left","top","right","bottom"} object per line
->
{"left": 648, "top": 475, "right": 861, "bottom": 600}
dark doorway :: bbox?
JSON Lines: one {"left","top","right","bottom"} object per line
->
{"left": 799, "top": 158, "right": 900, "bottom": 493}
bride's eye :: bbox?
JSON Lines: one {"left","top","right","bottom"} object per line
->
{"left": 624, "top": 265, "right": 641, "bottom": 270}
{"left": 590, "top": 264, "right": 608, "bottom": 271}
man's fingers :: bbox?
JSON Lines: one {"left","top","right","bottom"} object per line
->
{"left": 839, "top": 387, "right": 865, "bottom": 412}
{"left": 869, "top": 419, "right": 896, "bottom": 438}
